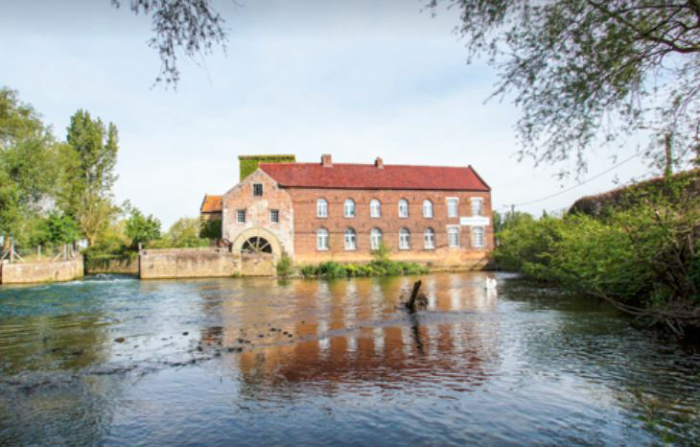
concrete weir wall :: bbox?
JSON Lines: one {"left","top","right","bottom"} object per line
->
{"left": 0, "top": 257, "right": 84, "bottom": 285}
{"left": 139, "top": 248, "right": 275, "bottom": 279}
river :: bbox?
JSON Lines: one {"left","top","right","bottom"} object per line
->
{"left": 0, "top": 273, "right": 699, "bottom": 445}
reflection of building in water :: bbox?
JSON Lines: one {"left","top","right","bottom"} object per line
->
{"left": 198, "top": 274, "right": 499, "bottom": 396}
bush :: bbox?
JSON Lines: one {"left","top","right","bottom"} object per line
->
{"left": 276, "top": 253, "right": 294, "bottom": 277}
{"left": 298, "top": 259, "right": 428, "bottom": 279}
{"left": 494, "top": 175, "right": 700, "bottom": 333}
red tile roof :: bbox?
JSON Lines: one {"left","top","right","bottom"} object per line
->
{"left": 259, "top": 162, "right": 490, "bottom": 191}
{"left": 201, "top": 195, "right": 223, "bottom": 213}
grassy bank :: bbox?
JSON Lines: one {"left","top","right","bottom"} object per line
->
{"left": 494, "top": 172, "right": 700, "bottom": 336}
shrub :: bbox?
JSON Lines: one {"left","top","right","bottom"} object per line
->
{"left": 276, "top": 253, "right": 294, "bottom": 278}
{"left": 494, "top": 175, "right": 700, "bottom": 334}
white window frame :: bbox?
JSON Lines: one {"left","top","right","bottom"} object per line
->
{"left": 398, "top": 199, "right": 409, "bottom": 218}
{"left": 399, "top": 228, "right": 410, "bottom": 250}
{"left": 424, "top": 228, "right": 435, "bottom": 249}
{"left": 471, "top": 198, "right": 484, "bottom": 216}
{"left": 370, "top": 199, "right": 381, "bottom": 218}
{"left": 344, "top": 228, "right": 357, "bottom": 250}
{"left": 446, "top": 197, "right": 459, "bottom": 218}
{"left": 472, "top": 226, "right": 485, "bottom": 248}
{"left": 236, "top": 209, "right": 246, "bottom": 223}
{"left": 270, "top": 209, "right": 279, "bottom": 223}
{"left": 317, "top": 199, "right": 328, "bottom": 218}
{"left": 317, "top": 228, "right": 329, "bottom": 251}
{"left": 370, "top": 228, "right": 383, "bottom": 251}
{"left": 423, "top": 199, "right": 433, "bottom": 218}
{"left": 344, "top": 199, "right": 356, "bottom": 218}
{"left": 448, "top": 226, "right": 460, "bottom": 248}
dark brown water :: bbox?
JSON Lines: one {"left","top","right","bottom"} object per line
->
{"left": 0, "top": 273, "right": 699, "bottom": 445}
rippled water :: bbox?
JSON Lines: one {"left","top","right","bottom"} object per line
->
{"left": 1, "top": 273, "right": 699, "bottom": 445}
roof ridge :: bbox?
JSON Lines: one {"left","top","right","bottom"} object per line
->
{"left": 259, "top": 162, "right": 471, "bottom": 169}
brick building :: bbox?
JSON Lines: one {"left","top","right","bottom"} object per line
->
{"left": 200, "top": 155, "right": 493, "bottom": 269}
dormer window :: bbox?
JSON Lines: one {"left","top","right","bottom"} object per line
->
{"left": 253, "top": 183, "right": 263, "bottom": 196}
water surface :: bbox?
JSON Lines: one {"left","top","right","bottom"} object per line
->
{"left": 0, "top": 273, "right": 699, "bottom": 445}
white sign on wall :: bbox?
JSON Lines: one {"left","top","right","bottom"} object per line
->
{"left": 460, "top": 216, "right": 490, "bottom": 226}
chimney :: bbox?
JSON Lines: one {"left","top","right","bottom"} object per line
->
{"left": 321, "top": 154, "right": 332, "bottom": 167}
{"left": 375, "top": 157, "right": 384, "bottom": 169}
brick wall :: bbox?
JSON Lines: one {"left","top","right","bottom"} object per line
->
{"left": 287, "top": 188, "right": 493, "bottom": 268}
{"left": 221, "top": 169, "right": 295, "bottom": 256}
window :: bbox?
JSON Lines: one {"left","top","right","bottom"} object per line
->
{"left": 317, "top": 199, "right": 328, "bottom": 218}
{"left": 472, "top": 226, "right": 485, "bottom": 248}
{"left": 370, "top": 228, "right": 383, "bottom": 250}
{"left": 370, "top": 199, "right": 381, "bottom": 218}
{"left": 471, "top": 198, "right": 483, "bottom": 216}
{"left": 448, "top": 226, "right": 460, "bottom": 247}
{"left": 423, "top": 199, "right": 433, "bottom": 218}
{"left": 399, "top": 228, "right": 410, "bottom": 250}
{"left": 270, "top": 209, "right": 280, "bottom": 223}
{"left": 398, "top": 199, "right": 409, "bottom": 218}
{"left": 253, "top": 183, "right": 263, "bottom": 196}
{"left": 344, "top": 199, "right": 356, "bottom": 218}
{"left": 424, "top": 228, "right": 435, "bottom": 249}
{"left": 236, "top": 210, "right": 246, "bottom": 223}
{"left": 344, "top": 228, "right": 357, "bottom": 250}
{"left": 447, "top": 198, "right": 459, "bottom": 217}
{"left": 317, "top": 228, "right": 329, "bottom": 251}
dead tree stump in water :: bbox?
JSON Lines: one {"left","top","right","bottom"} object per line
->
{"left": 405, "top": 280, "right": 428, "bottom": 313}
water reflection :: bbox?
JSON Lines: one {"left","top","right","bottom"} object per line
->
{"left": 196, "top": 275, "right": 500, "bottom": 398}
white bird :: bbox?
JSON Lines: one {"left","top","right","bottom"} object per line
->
{"left": 485, "top": 278, "right": 497, "bottom": 289}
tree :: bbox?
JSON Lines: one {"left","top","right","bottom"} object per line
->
{"left": 164, "top": 217, "right": 208, "bottom": 248}
{"left": 125, "top": 208, "right": 161, "bottom": 248}
{"left": 41, "top": 212, "right": 79, "bottom": 245}
{"left": 110, "top": 0, "right": 228, "bottom": 87}
{"left": 64, "top": 110, "right": 120, "bottom": 246}
{"left": 199, "top": 217, "right": 222, "bottom": 240}
{"left": 0, "top": 88, "right": 62, "bottom": 249}
{"left": 429, "top": 0, "right": 700, "bottom": 176}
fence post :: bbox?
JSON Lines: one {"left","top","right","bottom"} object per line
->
{"left": 10, "top": 239, "right": 14, "bottom": 263}
{"left": 63, "top": 244, "right": 67, "bottom": 261}
{"left": 38, "top": 245, "right": 41, "bottom": 260}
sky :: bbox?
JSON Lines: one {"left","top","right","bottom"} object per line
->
{"left": 1, "top": 0, "right": 653, "bottom": 228}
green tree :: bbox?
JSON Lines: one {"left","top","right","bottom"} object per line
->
{"left": 125, "top": 209, "right": 161, "bottom": 248}
{"left": 64, "top": 110, "right": 120, "bottom": 246}
{"left": 0, "top": 88, "right": 62, "bottom": 249}
{"left": 41, "top": 212, "right": 79, "bottom": 245}
{"left": 199, "top": 218, "right": 222, "bottom": 240}
{"left": 151, "top": 217, "right": 208, "bottom": 248}
{"left": 429, "top": 0, "right": 700, "bottom": 175}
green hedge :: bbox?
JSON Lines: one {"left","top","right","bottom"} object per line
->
{"left": 298, "top": 260, "right": 428, "bottom": 279}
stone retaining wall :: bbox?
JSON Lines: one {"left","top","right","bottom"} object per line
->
{"left": 0, "top": 257, "right": 84, "bottom": 285}
{"left": 85, "top": 256, "right": 139, "bottom": 275}
{"left": 139, "top": 248, "right": 276, "bottom": 279}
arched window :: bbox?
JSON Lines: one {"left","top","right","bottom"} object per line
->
{"left": 370, "top": 228, "right": 383, "bottom": 251}
{"left": 399, "top": 228, "right": 410, "bottom": 250}
{"left": 370, "top": 199, "right": 381, "bottom": 218}
{"left": 344, "top": 199, "right": 356, "bottom": 218}
{"left": 398, "top": 199, "right": 409, "bottom": 218}
{"left": 317, "top": 199, "right": 328, "bottom": 218}
{"left": 344, "top": 228, "right": 357, "bottom": 250}
{"left": 317, "top": 228, "right": 329, "bottom": 251}
{"left": 424, "top": 228, "right": 435, "bottom": 249}
{"left": 423, "top": 199, "right": 433, "bottom": 218}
